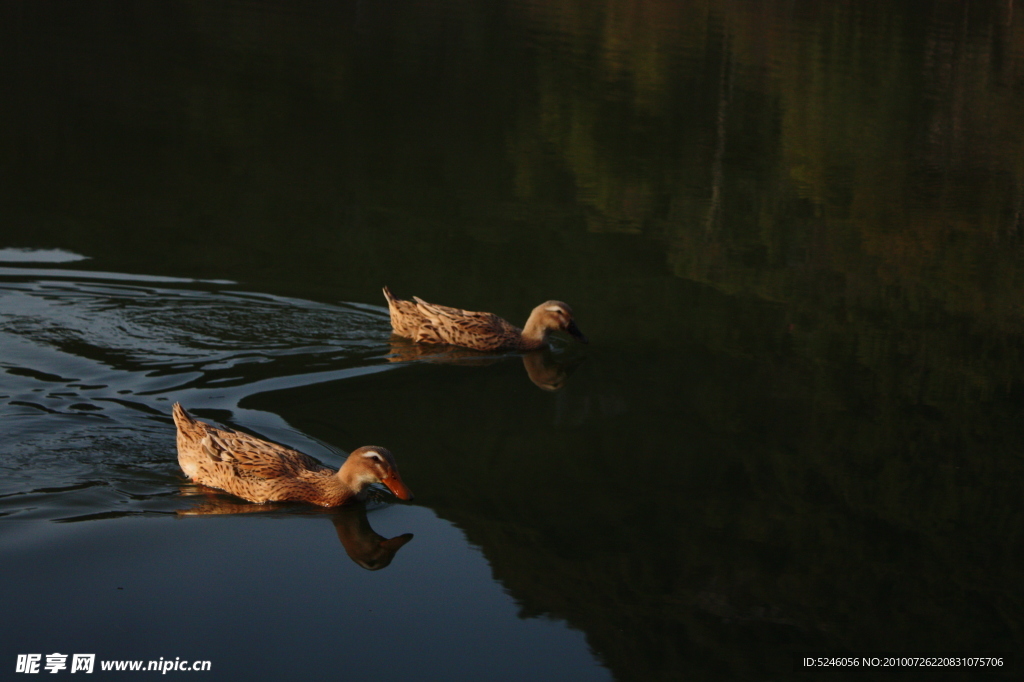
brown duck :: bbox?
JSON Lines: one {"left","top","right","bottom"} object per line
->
{"left": 383, "top": 286, "right": 587, "bottom": 352}
{"left": 172, "top": 403, "right": 413, "bottom": 507}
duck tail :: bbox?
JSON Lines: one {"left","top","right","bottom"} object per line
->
{"left": 382, "top": 285, "right": 397, "bottom": 305}
{"left": 172, "top": 402, "right": 195, "bottom": 428}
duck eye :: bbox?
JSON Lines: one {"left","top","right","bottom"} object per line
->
{"left": 362, "top": 452, "right": 384, "bottom": 465}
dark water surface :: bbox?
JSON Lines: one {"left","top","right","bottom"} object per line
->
{"left": 2, "top": 1, "right": 1024, "bottom": 680}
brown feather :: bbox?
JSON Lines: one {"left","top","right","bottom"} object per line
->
{"left": 172, "top": 403, "right": 411, "bottom": 507}
{"left": 382, "top": 287, "right": 586, "bottom": 352}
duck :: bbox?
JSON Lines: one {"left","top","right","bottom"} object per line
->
{"left": 172, "top": 403, "right": 413, "bottom": 507}
{"left": 382, "top": 286, "right": 587, "bottom": 352}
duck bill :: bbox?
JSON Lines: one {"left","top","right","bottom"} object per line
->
{"left": 383, "top": 476, "right": 415, "bottom": 501}
{"left": 566, "top": 320, "right": 588, "bottom": 344}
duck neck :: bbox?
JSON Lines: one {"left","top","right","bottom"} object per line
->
{"left": 334, "top": 461, "right": 371, "bottom": 502}
{"left": 309, "top": 474, "right": 356, "bottom": 506}
{"left": 519, "top": 316, "right": 549, "bottom": 351}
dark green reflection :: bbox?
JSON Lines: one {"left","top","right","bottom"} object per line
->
{"left": 260, "top": 317, "right": 1022, "bottom": 679}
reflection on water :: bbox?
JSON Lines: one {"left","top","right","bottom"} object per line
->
{"left": 177, "top": 493, "right": 414, "bottom": 571}
{"left": 331, "top": 505, "right": 414, "bottom": 571}
{"left": 1, "top": 509, "right": 612, "bottom": 682}
{"left": 521, "top": 348, "right": 586, "bottom": 391}
{"left": 387, "top": 337, "right": 584, "bottom": 391}
{"left": 0, "top": 248, "right": 90, "bottom": 263}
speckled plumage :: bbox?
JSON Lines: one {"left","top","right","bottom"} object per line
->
{"left": 172, "top": 403, "right": 412, "bottom": 507}
{"left": 382, "top": 286, "right": 587, "bottom": 352}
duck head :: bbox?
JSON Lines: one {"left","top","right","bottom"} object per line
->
{"left": 527, "top": 301, "right": 588, "bottom": 344}
{"left": 339, "top": 446, "right": 414, "bottom": 501}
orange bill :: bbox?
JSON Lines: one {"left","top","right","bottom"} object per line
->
{"left": 383, "top": 475, "right": 414, "bottom": 501}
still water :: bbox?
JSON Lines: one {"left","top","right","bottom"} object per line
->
{"left": 2, "top": 1, "right": 1023, "bottom": 680}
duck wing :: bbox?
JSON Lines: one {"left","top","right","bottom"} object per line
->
{"left": 412, "top": 297, "right": 518, "bottom": 351}
{"left": 198, "top": 427, "right": 330, "bottom": 480}
{"left": 383, "top": 286, "right": 428, "bottom": 338}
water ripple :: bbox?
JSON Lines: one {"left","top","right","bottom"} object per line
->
{"left": 0, "top": 268, "right": 397, "bottom": 520}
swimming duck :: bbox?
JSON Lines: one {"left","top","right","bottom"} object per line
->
{"left": 172, "top": 403, "right": 413, "bottom": 507}
{"left": 382, "top": 286, "right": 587, "bottom": 352}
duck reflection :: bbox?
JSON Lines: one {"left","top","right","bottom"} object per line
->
{"left": 521, "top": 347, "right": 584, "bottom": 391}
{"left": 176, "top": 487, "right": 414, "bottom": 571}
{"left": 387, "top": 338, "right": 583, "bottom": 391}
{"left": 330, "top": 504, "right": 414, "bottom": 571}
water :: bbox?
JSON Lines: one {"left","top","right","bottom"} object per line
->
{"left": 2, "top": 1, "right": 1024, "bottom": 680}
